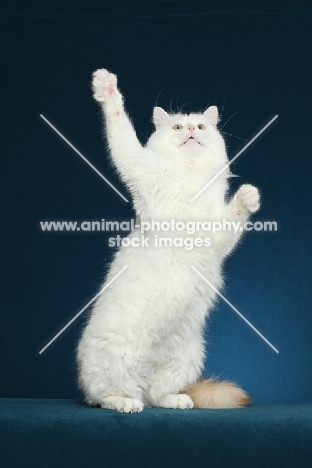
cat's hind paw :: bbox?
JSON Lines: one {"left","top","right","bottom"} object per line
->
{"left": 92, "top": 68, "right": 118, "bottom": 102}
{"left": 156, "top": 393, "right": 194, "bottom": 409}
{"left": 236, "top": 184, "right": 260, "bottom": 213}
{"left": 100, "top": 396, "right": 144, "bottom": 413}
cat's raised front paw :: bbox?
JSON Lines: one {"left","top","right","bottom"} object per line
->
{"left": 92, "top": 68, "right": 118, "bottom": 102}
{"left": 236, "top": 184, "right": 260, "bottom": 213}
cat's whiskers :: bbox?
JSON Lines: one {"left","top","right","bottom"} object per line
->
{"left": 221, "top": 131, "right": 247, "bottom": 141}
{"left": 219, "top": 112, "right": 238, "bottom": 131}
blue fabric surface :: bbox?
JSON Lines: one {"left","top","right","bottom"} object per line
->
{"left": 1, "top": 399, "right": 312, "bottom": 468}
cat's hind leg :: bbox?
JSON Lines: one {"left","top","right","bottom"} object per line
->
{"left": 145, "top": 334, "right": 205, "bottom": 409}
{"left": 77, "top": 329, "right": 145, "bottom": 413}
{"left": 154, "top": 394, "right": 194, "bottom": 409}
{"left": 100, "top": 396, "right": 144, "bottom": 413}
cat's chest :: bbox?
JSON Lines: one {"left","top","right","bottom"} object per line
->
{"left": 151, "top": 170, "right": 217, "bottom": 216}
{"left": 135, "top": 158, "right": 226, "bottom": 220}
{"left": 154, "top": 166, "right": 200, "bottom": 198}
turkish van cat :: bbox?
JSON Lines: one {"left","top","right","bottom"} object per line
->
{"left": 76, "top": 68, "right": 260, "bottom": 413}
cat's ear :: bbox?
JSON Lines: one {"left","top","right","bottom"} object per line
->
{"left": 204, "top": 106, "right": 219, "bottom": 127}
{"left": 153, "top": 107, "right": 170, "bottom": 129}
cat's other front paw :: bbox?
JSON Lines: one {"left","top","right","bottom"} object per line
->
{"left": 92, "top": 68, "right": 118, "bottom": 102}
{"left": 236, "top": 184, "right": 260, "bottom": 213}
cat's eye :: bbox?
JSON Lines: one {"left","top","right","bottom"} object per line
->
{"left": 197, "top": 124, "right": 206, "bottom": 130}
{"left": 173, "top": 124, "right": 183, "bottom": 130}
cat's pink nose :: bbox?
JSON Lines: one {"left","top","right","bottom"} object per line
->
{"left": 188, "top": 125, "right": 195, "bottom": 132}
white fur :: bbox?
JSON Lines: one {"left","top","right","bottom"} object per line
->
{"left": 77, "top": 69, "right": 260, "bottom": 412}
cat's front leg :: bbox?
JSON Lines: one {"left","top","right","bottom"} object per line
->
{"left": 92, "top": 68, "right": 122, "bottom": 109}
{"left": 234, "top": 184, "right": 260, "bottom": 217}
{"left": 92, "top": 68, "right": 146, "bottom": 190}
{"left": 216, "top": 184, "right": 260, "bottom": 257}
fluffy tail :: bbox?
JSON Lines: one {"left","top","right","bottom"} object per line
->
{"left": 184, "top": 379, "right": 251, "bottom": 409}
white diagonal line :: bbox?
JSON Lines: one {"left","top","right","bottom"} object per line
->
{"left": 39, "top": 266, "right": 128, "bottom": 354}
{"left": 191, "top": 266, "right": 279, "bottom": 354}
{"left": 40, "top": 114, "right": 129, "bottom": 203}
{"left": 190, "top": 115, "right": 278, "bottom": 203}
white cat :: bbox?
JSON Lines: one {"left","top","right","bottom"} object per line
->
{"left": 76, "top": 69, "right": 260, "bottom": 413}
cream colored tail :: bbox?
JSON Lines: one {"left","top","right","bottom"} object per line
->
{"left": 184, "top": 379, "right": 251, "bottom": 409}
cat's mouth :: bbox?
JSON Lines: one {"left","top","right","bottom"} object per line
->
{"left": 182, "top": 136, "right": 201, "bottom": 145}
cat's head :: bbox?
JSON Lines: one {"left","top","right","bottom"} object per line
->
{"left": 146, "top": 106, "right": 226, "bottom": 163}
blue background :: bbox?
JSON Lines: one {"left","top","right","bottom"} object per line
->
{"left": 1, "top": 1, "right": 312, "bottom": 403}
